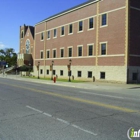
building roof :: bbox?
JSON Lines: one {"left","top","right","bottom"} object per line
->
{"left": 36, "top": 0, "right": 99, "bottom": 25}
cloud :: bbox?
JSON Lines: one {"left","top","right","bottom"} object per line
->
{"left": 0, "top": 42, "right": 6, "bottom": 49}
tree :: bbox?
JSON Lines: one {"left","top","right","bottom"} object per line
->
{"left": 0, "top": 48, "right": 17, "bottom": 67}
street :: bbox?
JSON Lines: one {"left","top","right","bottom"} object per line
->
{"left": 0, "top": 77, "right": 140, "bottom": 140}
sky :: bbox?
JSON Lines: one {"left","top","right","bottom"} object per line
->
{"left": 0, "top": 0, "right": 87, "bottom": 53}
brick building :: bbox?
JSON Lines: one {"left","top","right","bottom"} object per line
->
{"left": 18, "top": 0, "right": 140, "bottom": 83}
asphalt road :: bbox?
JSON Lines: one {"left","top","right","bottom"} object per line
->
{"left": 0, "top": 78, "right": 140, "bottom": 140}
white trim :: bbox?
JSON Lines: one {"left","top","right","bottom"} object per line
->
{"left": 36, "top": 0, "right": 100, "bottom": 25}
{"left": 98, "top": 54, "right": 125, "bottom": 57}
{"left": 77, "top": 45, "right": 83, "bottom": 57}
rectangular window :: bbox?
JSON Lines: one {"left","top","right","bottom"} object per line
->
{"left": 100, "top": 72, "right": 105, "bottom": 79}
{"left": 61, "top": 26, "right": 65, "bottom": 36}
{"left": 132, "top": 73, "right": 138, "bottom": 81}
{"left": 41, "top": 32, "right": 44, "bottom": 40}
{"left": 54, "top": 29, "right": 57, "bottom": 37}
{"left": 68, "top": 48, "right": 72, "bottom": 57}
{"left": 47, "top": 50, "right": 50, "bottom": 58}
{"left": 60, "top": 70, "right": 63, "bottom": 76}
{"left": 78, "top": 46, "right": 82, "bottom": 56}
{"left": 47, "top": 31, "right": 50, "bottom": 39}
{"left": 46, "top": 70, "right": 49, "bottom": 75}
{"left": 79, "top": 21, "right": 83, "bottom": 31}
{"left": 53, "top": 50, "right": 56, "bottom": 58}
{"left": 69, "top": 24, "right": 73, "bottom": 34}
{"left": 53, "top": 70, "right": 55, "bottom": 75}
{"left": 89, "top": 18, "right": 94, "bottom": 29}
{"left": 88, "top": 45, "right": 93, "bottom": 56}
{"left": 101, "top": 14, "right": 107, "bottom": 26}
{"left": 88, "top": 71, "right": 92, "bottom": 78}
{"left": 60, "top": 49, "right": 64, "bottom": 57}
{"left": 40, "top": 69, "right": 43, "bottom": 74}
{"left": 101, "top": 43, "right": 106, "bottom": 55}
{"left": 41, "top": 51, "right": 43, "bottom": 59}
{"left": 77, "top": 71, "right": 82, "bottom": 77}
{"left": 68, "top": 70, "right": 72, "bottom": 76}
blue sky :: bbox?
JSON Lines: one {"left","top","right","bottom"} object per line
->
{"left": 0, "top": 0, "right": 87, "bottom": 53}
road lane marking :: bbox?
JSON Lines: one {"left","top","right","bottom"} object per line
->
{"left": 1, "top": 82, "right": 139, "bottom": 113}
{"left": 26, "top": 105, "right": 97, "bottom": 136}
{"left": 26, "top": 105, "right": 43, "bottom": 113}
{"left": 79, "top": 91, "right": 124, "bottom": 99}
{"left": 72, "top": 124, "right": 97, "bottom": 136}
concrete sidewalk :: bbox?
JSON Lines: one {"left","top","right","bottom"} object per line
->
{"left": 0, "top": 74, "right": 140, "bottom": 90}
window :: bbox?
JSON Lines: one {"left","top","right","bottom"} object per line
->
{"left": 79, "top": 21, "right": 83, "bottom": 31}
{"left": 41, "top": 32, "right": 44, "bottom": 40}
{"left": 89, "top": 18, "right": 94, "bottom": 29}
{"left": 47, "top": 31, "right": 50, "bottom": 39}
{"left": 132, "top": 73, "right": 138, "bottom": 81}
{"left": 40, "top": 69, "right": 43, "bottom": 74}
{"left": 100, "top": 72, "right": 105, "bottom": 79}
{"left": 68, "top": 48, "right": 72, "bottom": 57}
{"left": 53, "top": 50, "right": 56, "bottom": 58}
{"left": 77, "top": 71, "right": 82, "bottom": 77}
{"left": 53, "top": 70, "right": 55, "bottom": 75}
{"left": 21, "top": 31, "right": 24, "bottom": 38}
{"left": 60, "top": 70, "right": 63, "bottom": 76}
{"left": 61, "top": 26, "right": 65, "bottom": 36}
{"left": 101, "top": 43, "right": 106, "bottom": 55}
{"left": 46, "top": 70, "right": 49, "bottom": 75}
{"left": 54, "top": 29, "right": 57, "bottom": 37}
{"left": 101, "top": 14, "right": 107, "bottom": 26}
{"left": 88, "top": 45, "right": 93, "bottom": 56}
{"left": 47, "top": 50, "right": 50, "bottom": 58}
{"left": 78, "top": 46, "right": 82, "bottom": 56}
{"left": 41, "top": 51, "right": 43, "bottom": 59}
{"left": 69, "top": 24, "right": 73, "bottom": 34}
{"left": 88, "top": 71, "right": 92, "bottom": 78}
{"left": 60, "top": 49, "right": 64, "bottom": 57}
{"left": 68, "top": 70, "right": 72, "bottom": 76}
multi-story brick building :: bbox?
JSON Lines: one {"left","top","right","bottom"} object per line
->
{"left": 18, "top": 0, "right": 140, "bottom": 83}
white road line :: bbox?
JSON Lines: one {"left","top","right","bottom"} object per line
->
{"left": 72, "top": 124, "right": 97, "bottom": 136}
{"left": 43, "top": 112, "right": 52, "bottom": 117}
{"left": 79, "top": 91, "right": 124, "bottom": 99}
{"left": 26, "top": 105, "right": 43, "bottom": 113}
{"left": 26, "top": 105, "right": 97, "bottom": 136}
{"left": 56, "top": 118, "right": 70, "bottom": 125}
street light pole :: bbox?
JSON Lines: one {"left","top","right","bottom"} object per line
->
{"left": 38, "top": 61, "right": 40, "bottom": 79}
{"left": 68, "top": 59, "right": 72, "bottom": 82}
{"left": 51, "top": 60, "right": 54, "bottom": 80}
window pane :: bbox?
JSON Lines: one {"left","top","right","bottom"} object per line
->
{"left": 88, "top": 45, "right": 93, "bottom": 56}
{"left": 89, "top": 18, "right": 93, "bottom": 29}
{"left": 54, "top": 29, "right": 57, "bottom": 37}
{"left": 53, "top": 50, "right": 56, "bottom": 58}
{"left": 69, "top": 48, "right": 72, "bottom": 57}
{"left": 100, "top": 72, "right": 105, "bottom": 79}
{"left": 69, "top": 24, "right": 73, "bottom": 33}
{"left": 47, "top": 51, "right": 50, "bottom": 58}
{"left": 78, "top": 47, "right": 82, "bottom": 56}
{"left": 88, "top": 71, "right": 92, "bottom": 78}
{"left": 79, "top": 21, "right": 83, "bottom": 31}
{"left": 102, "top": 14, "right": 107, "bottom": 26}
{"left": 48, "top": 31, "right": 50, "bottom": 38}
{"left": 101, "top": 43, "right": 106, "bottom": 55}
{"left": 78, "top": 71, "right": 82, "bottom": 77}
{"left": 61, "top": 49, "right": 64, "bottom": 57}
{"left": 61, "top": 26, "right": 64, "bottom": 35}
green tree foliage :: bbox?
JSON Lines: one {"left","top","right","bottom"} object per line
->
{"left": 0, "top": 48, "right": 17, "bottom": 67}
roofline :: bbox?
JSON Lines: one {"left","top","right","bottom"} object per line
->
{"left": 35, "top": 0, "right": 100, "bottom": 26}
